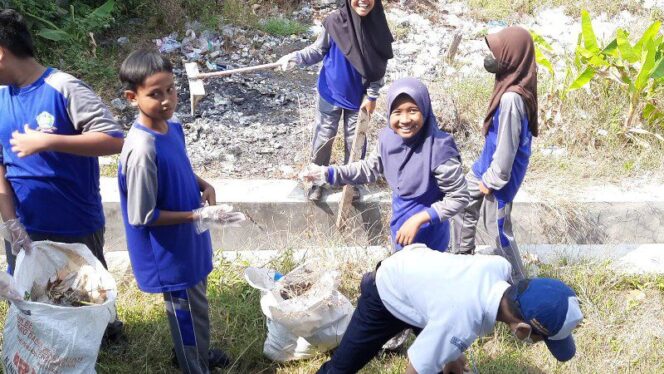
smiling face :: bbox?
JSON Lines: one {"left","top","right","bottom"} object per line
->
{"left": 389, "top": 94, "right": 424, "bottom": 139}
{"left": 125, "top": 71, "right": 177, "bottom": 128}
{"left": 351, "top": 0, "right": 376, "bottom": 17}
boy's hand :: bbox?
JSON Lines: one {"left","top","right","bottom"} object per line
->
{"left": 478, "top": 181, "right": 492, "bottom": 196}
{"left": 10, "top": 125, "right": 52, "bottom": 157}
{"left": 360, "top": 98, "right": 377, "bottom": 114}
{"left": 193, "top": 204, "right": 246, "bottom": 234}
{"left": 0, "top": 219, "right": 32, "bottom": 255}
{"left": 395, "top": 211, "right": 430, "bottom": 246}
{"left": 443, "top": 353, "right": 469, "bottom": 374}
{"left": 201, "top": 184, "right": 216, "bottom": 206}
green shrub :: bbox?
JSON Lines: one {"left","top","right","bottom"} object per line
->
{"left": 260, "top": 17, "right": 308, "bottom": 36}
{"left": 569, "top": 10, "right": 664, "bottom": 132}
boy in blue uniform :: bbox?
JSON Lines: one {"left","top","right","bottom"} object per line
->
{"left": 118, "top": 50, "right": 240, "bottom": 373}
{"left": 0, "top": 9, "right": 123, "bottom": 272}
{"left": 278, "top": 0, "right": 394, "bottom": 201}
{"left": 0, "top": 9, "right": 125, "bottom": 342}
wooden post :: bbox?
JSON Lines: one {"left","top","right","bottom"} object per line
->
{"left": 447, "top": 33, "right": 462, "bottom": 64}
{"left": 336, "top": 108, "right": 370, "bottom": 229}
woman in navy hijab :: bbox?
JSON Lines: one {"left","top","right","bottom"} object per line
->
{"left": 278, "top": 0, "right": 394, "bottom": 202}
{"left": 300, "top": 78, "right": 469, "bottom": 251}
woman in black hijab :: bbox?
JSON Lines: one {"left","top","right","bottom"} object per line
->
{"left": 277, "top": 0, "right": 394, "bottom": 201}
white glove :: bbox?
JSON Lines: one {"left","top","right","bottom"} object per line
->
{"left": 298, "top": 163, "right": 328, "bottom": 186}
{"left": 0, "top": 219, "right": 32, "bottom": 256}
{"left": 0, "top": 272, "right": 22, "bottom": 301}
{"left": 193, "top": 204, "right": 246, "bottom": 234}
{"left": 276, "top": 53, "right": 297, "bottom": 71}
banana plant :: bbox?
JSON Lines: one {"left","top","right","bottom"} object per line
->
{"left": 24, "top": 0, "right": 117, "bottom": 45}
{"left": 568, "top": 10, "right": 664, "bottom": 132}
{"left": 531, "top": 30, "right": 555, "bottom": 77}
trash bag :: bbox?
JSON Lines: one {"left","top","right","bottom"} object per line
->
{"left": 2, "top": 241, "right": 117, "bottom": 374}
{"left": 245, "top": 263, "right": 354, "bottom": 362}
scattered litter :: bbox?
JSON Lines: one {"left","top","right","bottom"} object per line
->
{"left": 111, "top": 97, "right": 127, "bottom": 111}
{"left": 206, "top": 60, "right": 219, "bottom": 71}
{"left": 487, "top": 20, "right": 508, "bottom": 32}
{"left": 540, "top": 146, "right": 568, "bottom": 157}
{"left": 154, "top": 32, "right": 181, "bottom": 54}
{"left": 116, "top": 36, "right": 129, "bottom": 46}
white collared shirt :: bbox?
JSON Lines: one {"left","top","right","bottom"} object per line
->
{"left": 376, "top": 244, "right": 511, "bottom": 374}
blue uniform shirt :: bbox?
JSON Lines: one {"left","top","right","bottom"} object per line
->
{"left": 472, "top": 106, "right": 532, "bottom": 203}
{"left": 391, "top": 185, "right": 451, "bottom": 252}
{"left": 0, "top": 68, "right": 123, "bottom": 236}
{"left": 118, "top": 122, "right": 212, "bottom": 293}
{"left": 317, "top": 39, "right": 366, "bottom": 111}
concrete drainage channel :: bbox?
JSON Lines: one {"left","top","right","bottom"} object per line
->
{"left": 4, "top": 177, "right": 663, "bottom": 279}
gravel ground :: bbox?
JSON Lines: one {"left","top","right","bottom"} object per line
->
{"left": 110, "top": 0, "right": 662, "bottom": 180}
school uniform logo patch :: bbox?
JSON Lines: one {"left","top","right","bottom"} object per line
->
{"left": 36, "top": 111, "right": 56, "bottom": 133}
{"left": 450, "top": 336, "right": 470, "bottom": 352}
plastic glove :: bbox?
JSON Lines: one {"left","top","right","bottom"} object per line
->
{"left": 298, "top": 164, "right": 328, "bottom": 186}
{"left": 0, "top": 272, "right": 22, "bottom": 301}
{"left": 193, "top": 204, "right": 246, "bottom": 234}
{"left": 0, "top": 219, "right": 32, "bottom": 255}
{"left": 276, "top": 53, "right": 297, "bottom": 71}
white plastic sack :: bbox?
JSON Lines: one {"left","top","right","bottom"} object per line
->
{"left": 245, "top": 263, "right": 354, "bottom": 362}
{"left": 2, "top": 241, "right": 117, "bottom": 374}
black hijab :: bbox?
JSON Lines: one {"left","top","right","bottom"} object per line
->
{"left": 323, "top": 0, "right": 394, "bottom": 82}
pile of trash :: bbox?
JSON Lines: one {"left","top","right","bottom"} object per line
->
{"left": 27, "top": 264, "right": 110, "bottom": 307}
{"left": 245, "top": 262, "right": 354, "bottom": 362}
{"left": 0, "top": 241, "right": 117, "bottom": 374}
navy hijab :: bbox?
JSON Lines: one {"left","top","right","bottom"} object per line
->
{"left": 323, "top": 0, "right": 394, "bottom": 82}
{"left": 378, "top": 78, "right": 460, "bottom": 199}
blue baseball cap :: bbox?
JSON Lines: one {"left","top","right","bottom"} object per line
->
{"left": 513, "top": 278, "right": 583, "bottom": 361}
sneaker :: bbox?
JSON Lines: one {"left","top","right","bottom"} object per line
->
{"left": 171, "top": 348, "right": 232, "bottom": 370}
{"left": 308, "top": 185, "right": 323, "bottom": 202}
{"left": 101, "top": 320, "right": 127, "bottom": 348}
{"left": 351, "top": 186, "right": 361, "bottom": 202}
{"left": 208, "top": 348, "right": 232, "bottom": 369}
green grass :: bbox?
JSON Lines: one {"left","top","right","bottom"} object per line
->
{"left": 5, "top": 251, "right": 662, "bottom": 373}
{"left": 437, "top": 73, "right": 664, "bottom": 187}
{"left": 260, "top": 18, "right": 309, "bottom": 36}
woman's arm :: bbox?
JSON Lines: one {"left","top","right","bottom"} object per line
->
{"left": 329, "top": 142, "right": 384, "bottom": 186}
{"left": 481, "top": 92, "right": 525, "bottom": 192}
{"left": 427, "top": 158, "right": 470, "bottom": 224}
{"left": 293, "top": 30, "right": 331, "bottom": 66}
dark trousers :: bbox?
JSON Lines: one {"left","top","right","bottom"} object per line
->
{"left": 4, "top": 228, "right": 107, "bottom": 275}
{"left": 318, "top": 271, "right": 415, "bottom": 374}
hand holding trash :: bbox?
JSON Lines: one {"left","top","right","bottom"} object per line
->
{"left": 277, "top": 53, "right": 297, "bottom": 71}
{"left": 0, "top": 218, "right": 32, "bottom": 255}
{"left": 193, "top": 204, "right": 246, "bottom": 234}
{"left": 298, "top": 164, "right": 328, "bottom": 186}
